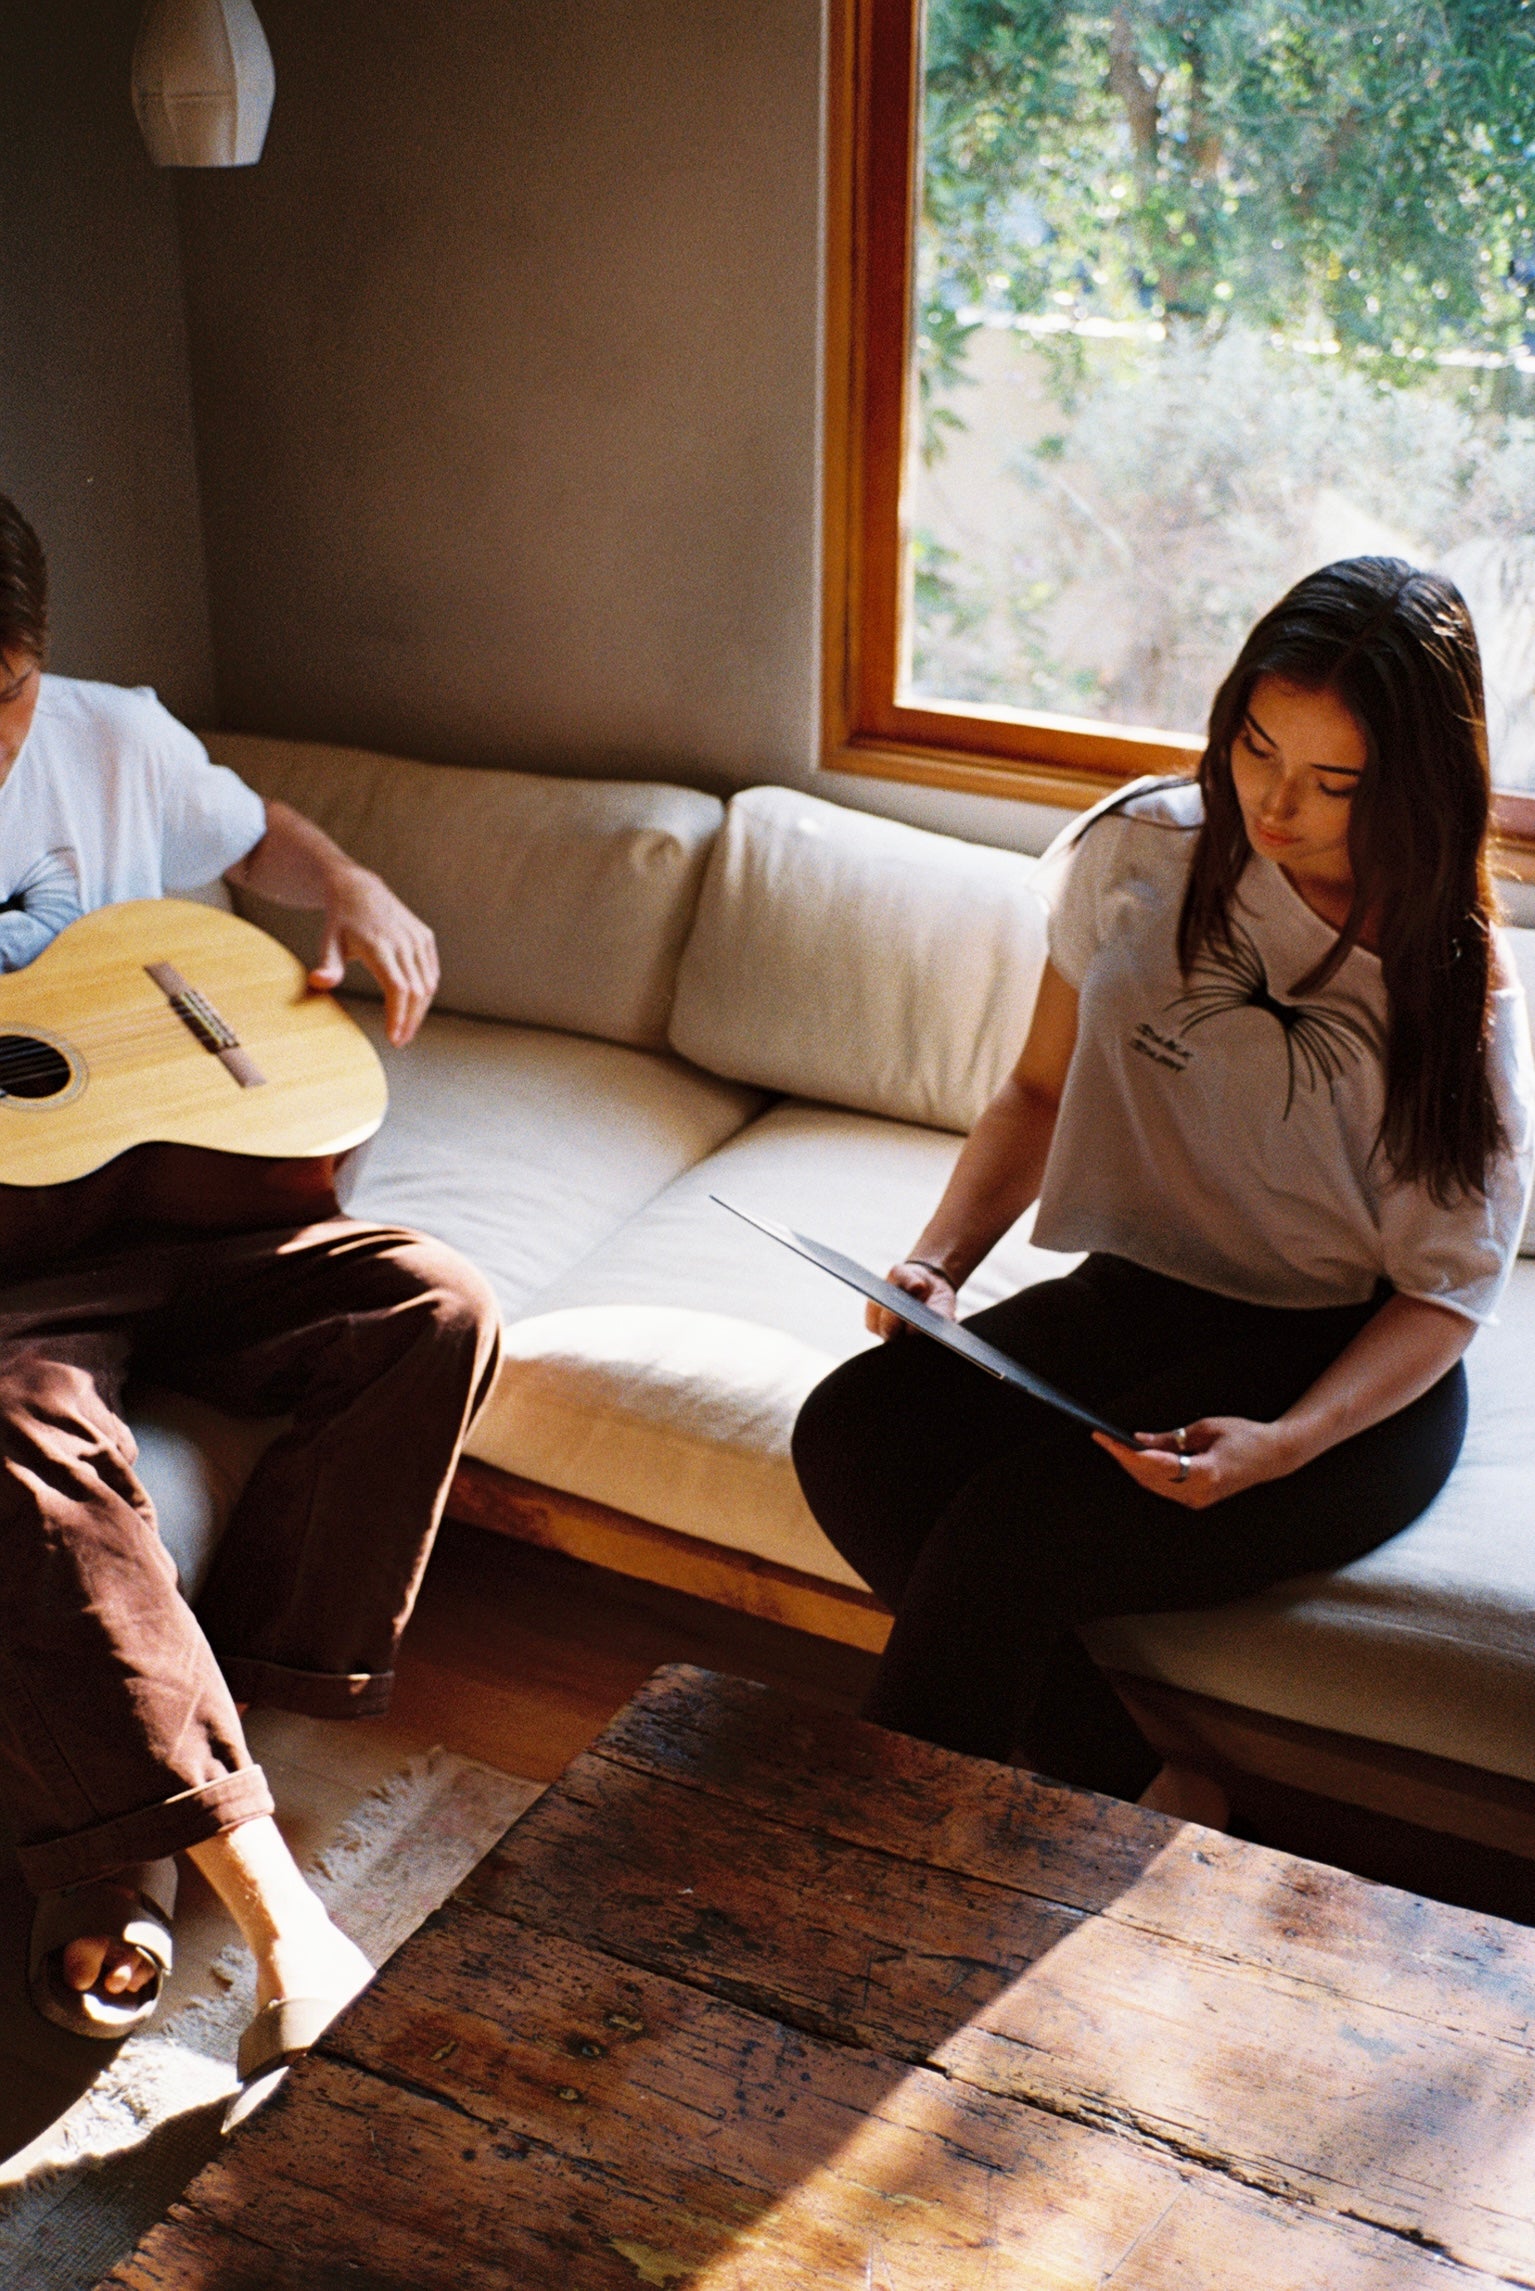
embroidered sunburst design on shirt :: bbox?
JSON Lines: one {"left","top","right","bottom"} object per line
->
{"left": 1165, "top": 921, "right": 1375, "bottom": 1118}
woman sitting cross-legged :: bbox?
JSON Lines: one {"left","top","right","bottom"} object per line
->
{"left": 792, "top": 558, "right": 1534, "bottom": 1824}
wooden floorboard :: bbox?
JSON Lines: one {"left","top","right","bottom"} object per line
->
{"left": 451, "top": 1460, "right": 1535, "bottom": 1892}
{"left": 388, "top": 1516, "right": 878, "bottom": 1782}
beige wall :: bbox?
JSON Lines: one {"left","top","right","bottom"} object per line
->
{"left": 0, "top": 0, "right": 214, "bottom": 720}
{"left": 0, "top": 0, "right": 1071, "bottom": 855}
{"left": 176, "top": 0, "right": 824, "bottom": 789}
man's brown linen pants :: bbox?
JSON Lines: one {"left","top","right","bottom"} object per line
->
{"left": 0, "top": 1211, "right": 500, "bottom": 1896}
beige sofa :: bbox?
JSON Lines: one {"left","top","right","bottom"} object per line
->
{"left": 133, "top": 735, "right": 1535, "bottom": 1857}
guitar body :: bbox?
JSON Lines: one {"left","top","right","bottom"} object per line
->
{"left": 0, "top": 900, "right": 388, "bottom": 1190}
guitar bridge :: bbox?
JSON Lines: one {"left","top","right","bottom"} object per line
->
{"left": 145, "top": 963, "right": 266, "bottom": 1089}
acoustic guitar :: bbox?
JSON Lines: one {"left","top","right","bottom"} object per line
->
{"left": 0, "top": 899, "right": 387, "bottom": 1192}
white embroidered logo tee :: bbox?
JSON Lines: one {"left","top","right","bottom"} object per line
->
{"left": 1032, "top": 779, "right": 1534, "bottom": 1324}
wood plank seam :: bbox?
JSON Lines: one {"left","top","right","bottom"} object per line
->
{"left": 452, "top": 1816, "right": 1535, "bottom": 2272}
{"left": 304, "top": 1937, "right": 1493, "bottom": 2284}
{"left": 317, "top": 2038, "right": 490, "bottom": 2129}
{"left": 110, "top": 1668, "right": 1535, "bottom": 2288}
{"left": 456, "top": 1934, "right": 1526, "bottom": 2231}
{"left": 1334, "top": 2207, "right": 1510, "bottom": 2276}
{"left": 137, "top": 2055, "right": 1199, "bottom": 2291}
{"left": 932, "top": 2049, "right": 1529, "bottom": 2267}
{"left": 451, "top": 1887, "right": 1529, "bottom": 2249}
{"left": 579, "top": 1734, "right": 1535, "bottom": 2032}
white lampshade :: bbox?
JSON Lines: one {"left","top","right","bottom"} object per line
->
{"left": 132, "top": 0, "right": 275, "bottom": 168}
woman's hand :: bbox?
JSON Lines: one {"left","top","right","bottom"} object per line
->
{"left": 1094, "top": 1296, "right": 1474, "bottom": 1510}
{"left": 867, "top": 1259, "right": 957, "bottom": 1340}
{"left": 1093, "top": 1417, "right": 1301, "bottom": 1509}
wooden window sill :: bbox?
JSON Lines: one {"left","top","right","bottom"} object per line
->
{"left": 825, "top": 736, "right": 1535, "bottom": 884}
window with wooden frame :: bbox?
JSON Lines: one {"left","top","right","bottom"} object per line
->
{"left": 824, "top": 0, "right": 1535, "bottom": 858}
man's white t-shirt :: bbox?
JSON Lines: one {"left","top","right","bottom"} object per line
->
{"left": 1032, "top": 779, "right": 1535, "bottom": 1325}
{"left": 0, "top": 675, "right": 267, "bottom": 970}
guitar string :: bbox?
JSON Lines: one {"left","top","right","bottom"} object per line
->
{"left": 0, "top": 1012, "right": 239, "bottom": 1054}
{"left": 0, "top": 1014, "right": 238, "bottom": 1065}
{"left": 0, "top": 1007, "right": 257, "bottom": 1086}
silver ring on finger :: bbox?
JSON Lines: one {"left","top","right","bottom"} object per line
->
{"left": 1176, "top": 1453, "right": 1190, "bottom": 1483}
{"left": 1173, "top": 1426, "right": 1190, "bottom": 1455}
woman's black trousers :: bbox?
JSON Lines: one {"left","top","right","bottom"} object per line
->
{"left": 791, "top": 1253, "right": 1466, "bottom": 1802}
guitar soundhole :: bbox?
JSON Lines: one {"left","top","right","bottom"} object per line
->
{"left": 0, "top": 1034, "right": 74, "bottom": 1099}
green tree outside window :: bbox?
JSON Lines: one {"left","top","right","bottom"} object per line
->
{"left": 908, "top": 0, "right": 1535, "bottom": 776}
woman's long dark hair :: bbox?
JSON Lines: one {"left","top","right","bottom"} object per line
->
{"left": 1178, "top": 556, "right": 1503, "bottom": 1204}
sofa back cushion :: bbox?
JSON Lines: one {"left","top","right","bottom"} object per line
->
{"left": 205, "top": 735, "right": 722, "bottom": 1050}
{"left": 669, "top": 785, "right": 1049, "bottom": 1132}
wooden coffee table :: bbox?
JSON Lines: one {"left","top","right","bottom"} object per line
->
{"left": 107, "top": 1664, "right": 1535, "bottom": 2288}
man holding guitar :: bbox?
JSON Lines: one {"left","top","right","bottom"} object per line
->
{"left": 0, "top": 495, "right": 500, "bottom": 2104}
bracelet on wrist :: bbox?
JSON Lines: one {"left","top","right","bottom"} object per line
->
{"left": 905, "top": 1257, "right": 955, "bottom": 1287}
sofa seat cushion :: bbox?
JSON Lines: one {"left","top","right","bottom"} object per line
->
{"left": 128, "top": 1388, "right": 284, "bottom": 1603}
{"left": 466, "top": 1100, "right": 1070, "bottom": 1582}
{"left": 343, "top": 1004, "right": 763, "bottom": 1318}
{"left": 475, "top": 1082, "right": 1535, "bottom": 1790}
{"left": 1085, "top": 1260, "right": 1535, "bottom": 1786}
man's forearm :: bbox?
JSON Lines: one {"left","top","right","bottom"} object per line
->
{"left": 225, "top": 799, "right": 439, "bottom": 1047}
{"left": 225, "top": 800, "right": 365, "bottom": 909}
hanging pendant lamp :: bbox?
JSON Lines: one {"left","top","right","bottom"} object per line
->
{"left": 132, "top": 0, "right": 275, "bottom": 168}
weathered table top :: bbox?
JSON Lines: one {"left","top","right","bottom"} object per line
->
{"left": 108, "top": 1664, "right": 1535, "bottom": 2289}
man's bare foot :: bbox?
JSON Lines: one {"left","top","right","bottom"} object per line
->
{"left": 31, "top": 1861, "right": 177, "bottom": 2039}
{"left": 60, "top": 1890, "right": 159, "bottom": 1999}
{"left": 188, "top": 1817, "right": 372, "bottom": 2021}
{"left": 251, "top": 1893, "right": 372, "bottom": 2017}
{"left": 1138, "top": 1762, "right": 1230, "bottom": 1828}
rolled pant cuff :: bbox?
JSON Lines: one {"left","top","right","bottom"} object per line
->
{"left": 218, "top": 1656, "right": 395, "bottom": 1720}
{"left": 18, "top": 1767, "right": 276, "bottom": 1894}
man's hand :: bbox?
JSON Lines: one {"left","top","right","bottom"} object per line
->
{"left": 225, "top": 799, "right": 439, "bottom": 1046}
{"left": 309, "top": 865, "right": 439, "bottom": 1047}
{"left": 1093, "top": 1417, "right": 1300, "bottom": 1509}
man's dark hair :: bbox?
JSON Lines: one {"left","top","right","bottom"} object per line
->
{"left": 0, "top": 494, "right": 48, "bottom": 664}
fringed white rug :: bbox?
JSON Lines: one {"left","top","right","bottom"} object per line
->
{"left": 0, "top": 1744, "right": 540, "bottom": 2291}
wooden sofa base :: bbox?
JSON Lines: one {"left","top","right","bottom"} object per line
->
{"left": 1111, "top": 1673, "right": 1535, "bottom": 1866}
{"left": 445, "top": 1457, "right": 1535, "bottom": 1871}
{"left": 446, "top": 1457, "right": 894, "bottom": 1652}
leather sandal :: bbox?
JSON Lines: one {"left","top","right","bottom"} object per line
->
{"left": 236, "top": 1993, "right": 347, "bottom": 2085}
{"left": 226, "top": 1981, "right": 368, "bottom": 2132}
{"left": 28, "top": 1856, "right": 177, "bottom": 2039}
